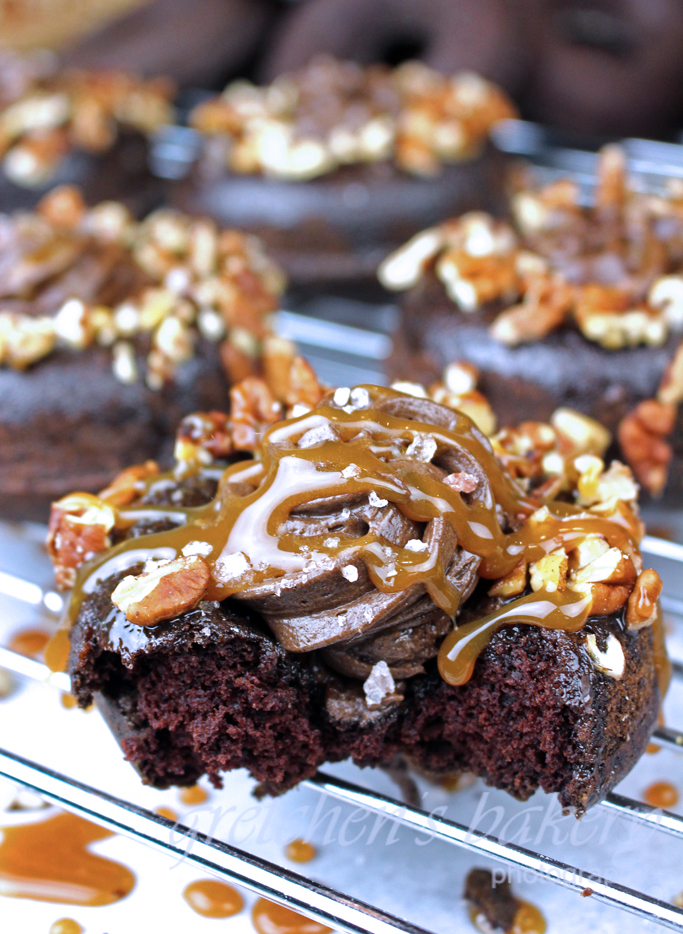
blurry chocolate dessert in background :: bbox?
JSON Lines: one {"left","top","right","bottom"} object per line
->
{"left": 522, "top": 0, "right": 683, "bottom": 139}
{"left": 171, "top": 55, "right": 516, "bottom": 287}
{"left": 0, "top": 49, "right": 174, "bottom": 213}
{"left": 381, "top": 146, "right": 683, "bottom": 502}
{"left": 0, "top": 184, "right": 287, "bottom": 520}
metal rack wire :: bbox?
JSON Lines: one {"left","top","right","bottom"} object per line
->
{"left": 7, "top": 135, "right": 683, "bottom": 927}
{"left": 2, "top": 532, "right": 683, "bottom": 932}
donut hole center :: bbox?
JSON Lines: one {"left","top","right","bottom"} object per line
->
{"left": 380, "top": 33, "right": 429, "bottom": 67}
{"left": 554, "top": 5, "right": 636, "bottom": 57}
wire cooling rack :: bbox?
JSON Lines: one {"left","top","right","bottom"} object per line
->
{"left": 8, "top": 136, "right": 683, "bottom": 930}
{"left": 2, "top": 524, "right": 683, "bottom": 934}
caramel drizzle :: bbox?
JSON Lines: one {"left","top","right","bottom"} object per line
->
{"left": 67, "top": 386, "right": 642, "bottom": 684}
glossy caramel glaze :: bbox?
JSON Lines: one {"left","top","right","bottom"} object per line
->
{"left": 0, "top": 810, "right": 135, "bottom": 905}
{"left": 182, "top": 879, "right": 244, "bottom": 918}
{"left": 252, "top": 898, "right": 332, "bottom": 934}
{"left": 66, "top": 386, "right": 649, "bottom": 685}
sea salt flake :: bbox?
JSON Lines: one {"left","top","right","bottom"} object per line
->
{"left": 290, "top": 403, "right": 312, "bottom": 417}
{"left": 341, "top": 464, "right": 360, "bottom": 479}
{"left": 333, "top": 387, "right": 351, "bottom": 406}
{"left": 340, "top": 508, "right": 351, "bottom": 520}
{"left": 336, "top": 613, "right": 347, "bottom": 627}
{"left": 324, "top": 537, "right": 340, "bottom": 548}
{"left": 343, "top": 405, "right": 356, "bottom": 414}
{"left": 444, "top": 471, "right": 479, "bottom": 493}
{"left": 342, "top": 565, "right": 359, "bottom": 582}
{"left": 213, "top": 551, "right": 250, "bottom": 584}
{"left": 368, "top": 490, "right": 388, "bottom": 508}
{"left": 405, "top": 539, "right": 428, "bottom": 553}
{"left": 406, "top": 433, "right": 437, "bottom": 462}
{"left": 363, "top": 661, "right": 395, "bottom": 707}
{"left": 182, "top": 540, "right": 213, "bottom": 558}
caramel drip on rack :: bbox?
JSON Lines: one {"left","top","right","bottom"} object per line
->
{"left": 66, "top": 386, "right": 643, "bottom": 684}
{"left": 182, "top": 879, "right": 244, "bottom": 918}
{"left": 0, "top": 810, "right": 135, "bottom": 905}
{"left": 7, "top": 628, "right": 50, "bottom": 659}
{"left": 644, "top": 781, "right": 679, "bottom": 809}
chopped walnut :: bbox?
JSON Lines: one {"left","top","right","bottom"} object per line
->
{"left": 0, "top": 188, "right": 286, "bottom": 384}
{"left": 529, "top": 549, "right": 568, "bottom": 593}
{"left": 192, "top": 57, "right": 515, "bottom": 182}
{"left": 229, "top": 377, "right": 283, "bottom": 450}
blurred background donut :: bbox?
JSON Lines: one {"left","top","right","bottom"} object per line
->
{"left": 0, "top": 0, "right": 275, "bottom": 86}
{"left": 521, "top": 0, "right": 683, "bottom": 138}
{"left": 260, "top": 0, "right": 537, "bottom": 97}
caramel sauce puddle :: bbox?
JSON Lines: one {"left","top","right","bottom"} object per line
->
{"left": 0, "top": 810, "right": 135, "bottom": 905}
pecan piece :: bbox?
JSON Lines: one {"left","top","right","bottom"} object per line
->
{"left": 618, "top": 399, "right": 676, "bottom": 496}
{"left": 175, "top": 412, "right": 233, "bottom": 463}
{"left": 47, "top": 493, "right": 117, "bottom": 589}
{"left": 626, "top": 569, "right": 663, "bottom": 630}
{"left": 111, "top": 555, "right": 210, "bottom": 626}
{"left": 229, "top": 377, "right": 282, "bottom": 451}
{"left": 98, "top": 461, "right": 160, "bottom": 507}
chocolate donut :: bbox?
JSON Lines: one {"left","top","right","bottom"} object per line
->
{"left": 63, "top": 0, "right": 274, "bottom": 88}
{"left": 0, "top": 186, "right": 286, "bottom": 520}
{"left": 261, "top": 0, "right": 533, "bottom": 93}
{"left": 382, "top": 146, "right": 683, "bottom": 500}
{"left": 175, "top": 56, "right": 516, "bottom": 285}
{"left": 0, "top": 50, "right": 175, "bottom": 213}
{"left": 51, "top": 380, "right": 665, "bottom": 810}
{"left": 523, "top": 0, "right": 683, "bottom": 137}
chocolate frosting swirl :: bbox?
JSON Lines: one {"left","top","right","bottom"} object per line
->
{"left": 234, "top": 393, "right": 491, "bottom": 679}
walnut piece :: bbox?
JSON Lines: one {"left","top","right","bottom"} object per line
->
{"left": 111, "top": 555, "right": 210, "bottom": 626}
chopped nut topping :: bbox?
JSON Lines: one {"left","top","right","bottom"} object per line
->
{"left": 618, "top": 399, "right": 675, "bottom": 496}
{"left": 0, "top": 188, "right": 286, "bottom": 386}
{"left": 626, "top": 569, "right": 663, "bottom": 630}
{"left": 488, "top": 560, "right": 527, "bottom": 598}
{"left": 98, "top": 461, "right": 160, "bottom": 507}
{"left": 529, "top": 549, "right": 568, "bottom": 593}
{"left": 585, "top": 633, "right": 625, "bottom": 679}
{"left": 192, "top": 56, "right": 516, "bottom": 182}
{"left": 0, "top": 59, "right": 174, "bottom": 187}
{"left": 47, "top": 493, "right": 118, "bottom": 589}
{"left": 383, "top": 144, "right": 683, "bottom": 355}
{"left": 111, "top": 555, "right": 210, "bottom": 626}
